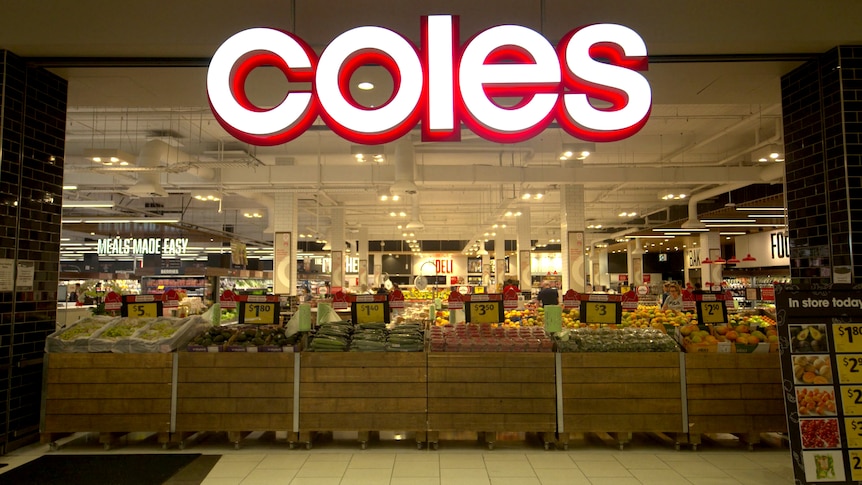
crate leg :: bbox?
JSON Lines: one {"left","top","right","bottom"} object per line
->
{"left": 541, "top": 432, "right": 555, "bottom": 450}
{"left": 99, "top": 432, "right": 126, "bottom": 450}
{"left": 358, "top": 431, "right": 370, "bottom": 450}
{"left": 613, "top": 432, "right": 632, "bottom": 451}
{"left": 228, "top": 431, "right": 250, "bottom": 450}
{"left": 427, "top": 431, "right": 439, "bottom": 450}
{"left": 689, "top": 433, "right": 702, "bottom": 451}
{"left": 298, "top": 431, "right": 314, "bottom": 450}
{"left": 484, "top": 431, "right": 496, "bottom": 450}
{"left": 736, "top": 432, "right": 761, "bottom": 451}
{"left": 40, "top": 432, "right": 72, "bottom": 450}
{"left": 416, "top": 431, "right": 427, "bottom": 450}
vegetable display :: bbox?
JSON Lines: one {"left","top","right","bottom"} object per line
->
{"left": 555, "top": 327, "right": 679, "bottom": 352}
{"left": 428, "top": 323, "right": 553, "bottom": 352}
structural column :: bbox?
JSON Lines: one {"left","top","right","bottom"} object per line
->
{"left": 273, "top": 194, "right": 299, "bottom": 295}
{"left": 781, "top": 46, "right": 862, "bottom": 284}
{"left": 560, "top": 167, "right": 587, "bottom": 293}
{"left": 517, "top": 207, "right": 532, "bottom": 292}
{"left": 494, "top": 232, "right": 507, "bottom": 290}
{"left": 357, "top": 226, "right": 369, "bottom": 290}
{"left": 330, "top": 206, "right": 345, "bottom": 291}
{"left": 699, "top": 231, "right": 723, "bottom": 289}
{"left": 627, "top": 239, "right": 644, "bottom": 286}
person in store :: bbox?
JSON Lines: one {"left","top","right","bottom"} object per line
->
{"left": 660, "top": 282, "right": 670, "bottom": 305}
{"left": 691, "top": 282, "right": 705, "bottom": 294}
{"left": 376, "top": 286, "right": 388, "bottom": 295}
{"left": 536, "top": 280, "right": 559, "bottom": 307}
{"left": 503, "top": 279, "right": 519, "bottom": 293}
{"left": 68, "top": 283, "right": 80, "bottom": 303}
{"left": 661, "top": 283, "right": 684, "bottom": 311}
{"left": 300, "top": 286, "right": 313, "bottom": 302}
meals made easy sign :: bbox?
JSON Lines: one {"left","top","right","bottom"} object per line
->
{"left": 97, "top": 237, "right": 189, "bottom": 256}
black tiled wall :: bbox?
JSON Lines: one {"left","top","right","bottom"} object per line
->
{"left": 0, "top": 50, "right": 67, "bottom": 453}
{"left": 782, "top": 46, "right": 862, "bottom": 284}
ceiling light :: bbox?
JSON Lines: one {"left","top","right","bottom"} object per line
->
{"left": 389, "top": 212, "right": 397, "bottom": 217}
{"left": 351, "top": 144, "right": 384, "bottom": 163}
{"left": 391, "top": 194, "right": 400, "bottom": 201}
{"left": 560, "top": 143, "right": 595, "bottom": 161}
{"left": 700, "top": 219, "right": 755, "bottom": 223}
{"left": 742, "top": 254, "right": 758, "bottom": 262}
{"left": 521, "top": 193, "right": 531, "bottom": 200}
{"left": 83, "top": 148, "right": 135, "bottom": 167}
{"left": 726, "top": 255, "right": 740, "bottom": 264}
{"left": 736, "top": 206, "right": 784, "bottom": 211}
{"left": 357, "top": 81, "right": 374, "bottom": 90}
{"left": 653, "top": 227, "right": 708, "bottom": 233}
{"left": 660, "top": 193, "right": 687, "bottom": 200}
{"left": 80, "top": 218, "right": 179, "bottom": 224}
{"left": 399, "top": 211, "right": 406, "bottom": 217}
{"left": 63, "top": 200, "right": 115, "bottom": 208}
{"left": 63, "top": 185, "right": 77, "bottom": 190}
{"left": 747, "top": 213, "right": 786, "bottom": 218}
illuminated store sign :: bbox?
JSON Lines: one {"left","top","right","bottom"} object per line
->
{"left": 208, "top": 15, "right": 651, "bottom": 145}
{"left": 97, "top": 237, "right": 189, "bottom": 256}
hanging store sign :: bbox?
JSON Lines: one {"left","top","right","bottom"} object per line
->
{"left": 208, "top": 15, "right": 651, "bottom": 146}
{"left": 97, "top": 237, "right": 188, "bottom": 256}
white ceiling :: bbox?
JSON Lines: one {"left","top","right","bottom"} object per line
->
{"left": 3, "top": 0, "right": 861, "bottom": 256}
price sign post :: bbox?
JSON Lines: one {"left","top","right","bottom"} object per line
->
{"left": 579, "top": 294, "right": 622, "bottom": 326}
{"left": 350, "top": 295, "right": 390, "bottom": 325}
{"left": 238, "top": 295, "right": 280, "bottom": 325}
{"left": 463, "top": 294, "right": 504, "bottom": 324}
{"left": 775, "top": 285, "right": 862, "bottom": 484}
{"left": 121, "top": 294, "right": 163, "bottom": 318}
{"left": 695, "top": 297, "right": 728, "bottom": 326}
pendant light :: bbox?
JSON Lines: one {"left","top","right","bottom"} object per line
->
{"left": 701, "top": 257, "right": 713, "bottom": 265}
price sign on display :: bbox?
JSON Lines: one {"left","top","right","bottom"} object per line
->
{"left": 849, "top": 450, "right": 862, "bottom": 481}
{"left": 846, "top": 418, "right": 862, "bottom": 449}
{"left": 834, "top": 324, "right": 862, "bottom": 353}
{"left": 239, "top": 301, "right": 280, "bottom": 325}
{"left": 351, "top": 298, "right": 390, "bottom": 324}
{"left": 696, "top": 300, "right": 727, "bottom": 325}
{"left": 844, "top": 386, "right": 862, "bottom": 416}
{"left": 579, "top": 300, "right": 621, "bottom": 325}
{"left": 128, "top": 302, "right": 160, "bottom": 318}
{"left": 839, "top": 355, "right": 862, "bottom": 384}
{"left": 465, "top": 301, "right": 503, "bottom": 324}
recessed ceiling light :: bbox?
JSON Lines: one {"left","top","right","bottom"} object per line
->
{"left": 357, "top": 82, "right": 374, "bottom": 90}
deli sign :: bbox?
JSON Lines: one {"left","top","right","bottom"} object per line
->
{"left": 208, "top": 15, "right": 651, "bottom": 146}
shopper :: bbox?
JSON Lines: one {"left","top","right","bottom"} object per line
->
{"left": 503, "top": 279, "right": 519, "bottom": 293}
{"left": 660, "top": 282, "right": 670, "bottom": 305}
{"left": 537, "top": 280, "right": 559, "bottom": 307}
{"left": 661, "top": 283, "right": 684, "bottom": 311}
{"left": 691, "top": 282, "right": 705, "bottom": 294}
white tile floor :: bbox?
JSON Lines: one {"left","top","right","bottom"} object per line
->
{"left": 0, "top": 432, "right": 795, "bottom": 485}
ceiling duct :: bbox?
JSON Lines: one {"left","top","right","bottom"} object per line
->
{"left": 390, "top": 138, "right": 418, "bottom": 195}
{"left": 127, "top": 140, "right": 170, "bottom": 197}
{"left": 405, "top": 194, "right": 424, "bottom": 230}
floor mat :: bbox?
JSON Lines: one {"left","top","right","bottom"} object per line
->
{"left": 0, "top": 453, "right": 216, "bottom": 485}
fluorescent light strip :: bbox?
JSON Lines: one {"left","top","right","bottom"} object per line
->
{"left": 652, "top": 228, "right": 709, "bottom": 233}
{"left": 63, "top": 201, "right": 115, "bottom": 208}
{"left": 705, "top": 223, "right": 787, "bottom": 228}
{"left": 700, "top": 219, "right": 756, "bottom": 223}
{"left": 625, "top": 235, "right": 674, "bottom": 239}
{"left": 747, "top": 214, "right": 786, "bottom": 218}
{"left": 719, "top": 232, "right": 747, "bottom": 236}
{"left": 63, "top": 185, "right": 78, "bottom": 190}
{"left": 82, "top": 218, "right": 179, "bottom": 224}
{"left": 735, "top": 206, "right": 784, "bottom": 211}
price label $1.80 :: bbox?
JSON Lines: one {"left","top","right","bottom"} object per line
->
{"left": 834, "top": 324, "right": 862, "bottom": 353}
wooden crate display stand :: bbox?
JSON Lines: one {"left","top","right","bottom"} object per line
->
{"left": 175, "top": 352, "right": 295, "bottom": 449}
{"left": 685, "top": 352, "right": 786, "bottom": 450}
{"left": 558, "top": 352, "right": 686, "bottom": 450}
{"left": 298, "top": 352, "right": 427, "bottom": 449}
{"left": 40, "top": 353, "right": 174, "bottom": 450}
{"left": 427, "top": 352, "right": 556, "bottom": 450}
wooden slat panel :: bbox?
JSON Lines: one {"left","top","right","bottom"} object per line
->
{"left": 302, "top": 382, "right": 426, "bottom": 398}
{"left": 302, "top": 352, "right": 426, "bottom": 368}
{"left": 300, "top": 397, "right": 426, "bottom": 414}
{"left": 561, "top": 367, "right": 679, "bottom": 384}
{"left": 179, "top": 367, "right": 290, "bottom": 383}
{"left": 47, "top": 353, "right": 173, "bottom": 369}
{"left": 428, "top": 383, "right": 556, "bottom": 399}
{"left": 48, "top": 368, "right": 172, "bottom": 384}
{"left": 562, "top": 399, "right": 681, "bottom": 414}
{"left": 428, "top": 367, "right": 554, "bottom": 383}
{"left": 740, "top": 384, "right": 783, "bottom": 399}
{"left": 304, "top": 367, "right": 424, "bottom": 383}
{"left": 563, "top": 414, "right": 684, "bottom": 432}
{"left": 428, "top": 398, "right": 555, "bottom": 414}
{"left": 561, "top": 383, "right": 680, "bottom": 399}
{"left": 562, "top": 353, "right": 680, "bottom": 368}
{"left": 178, "top": 397, "right": 292, "bottom": 414}
{"left": 46, "top": 399, "right": 170, "bottom": 415}
{"left": 685, "top": 353, "right": 780, "bottom": 369}
{"left": 688, "top": 399, "right": 786, "bottom": 416}
{"left": 686, "top": 369, "right": 757, "bottom": 384}
{"left": 427, "top": 352, "right": 553, "bottom": 368}
{"left": 44, "top": 415, "right": 170, "bottom": 432}
{"left": 300, "top": 413, "right": 426, "bottom": 430}
{"left": 428, "top": 413, "right": 555, "bottom": 431}
{"left": 46, "top": 383, "right": 171, "bottom": 400}
{"left": 179, "top": 352, "right": 297, "bottom": 369}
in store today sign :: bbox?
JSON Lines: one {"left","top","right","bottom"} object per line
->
{"left": 97, "top": 237, "right": 189, "bottom": 256}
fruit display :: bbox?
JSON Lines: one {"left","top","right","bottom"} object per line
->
{"left": 621, "top": 306, "right": 696, "bottom": 330}
{"left": 403, "top": 287, "right": 451, "bottom": 301}
{"left": 45, "top": 316, "right": 117, "bottom": 352}
{"left": 555, "top": 327, "right": 679, "bottom": 352}
{"left": 220, "top": 309, "right": 239, "bottom": 323}
{"left": 790, "top": 324, "right": 828, "bottom": 353}
{"left": 433, "top": 310, "right": 450, "bottom": 326}
{"left": 796, "top": 387, "right": 837, "bottom": 416}
{"left": 190, "top": 324, "right": 299, "bottom": 350}
{"left": 97, "top": 318, "right": 152, "bottom": 340}
{"left": 793, "top": 355, "right": 833, "bottom": 384}
{"left": 428, "top": 323, "right": 553, "bottom": 352}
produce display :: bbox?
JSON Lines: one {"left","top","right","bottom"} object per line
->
{"left": 220, "top": 309, "right": 239, "bottom": 323}
{"left": 428, "top": 323, "right": 553, "bottom": 352}
{"left": 45, "top": 316, "right": 117, "bottom": 352}
{"left": 555, "top": 327, "right": 679, "bottom": 352}
{"left": 47, "top": 316, "right": 206, "bottom": 353}
{"left": 308, "top": 321, "right": 426, "bottom": 352}
{"left": 403, "top": 288, "right": 451, "bottom": 301}
{"left": 189, "top": 324, "right": 300, "bottom": 351}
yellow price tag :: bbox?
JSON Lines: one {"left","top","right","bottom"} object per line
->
{"left": 834, "top": 324, "right": 862, "bottom": 353}
{"left": 847, "top": 418, "right": 862, "bottom": 449}
{"left": 469, "top": 301, "right": 500, "bottom": 324}
{"left": 584, "top": 302, "right": 617, "bottom": 325}
{"left": 845, "top": 386, "right": 862, "bottom": 416}
{"left": 129, "top": 303, "right": 158, "bottom": 318}
{"left": 243, "top": 302, "right": 276, "bottom": 324}
{"left": 699, "top": 301, "right": 726, "bottom": 324}
{"left": 356, "top": 302, "right": 385, "bottom": 324}
{"left": 839, "top": 355, "right": 862, "bottom": 384}
{"left": 851, "top": 450, "right": 862, "bottom": 481}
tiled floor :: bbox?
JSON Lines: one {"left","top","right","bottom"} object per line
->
{"left": 0, "top": 432, "right": 794, "bottom": 485}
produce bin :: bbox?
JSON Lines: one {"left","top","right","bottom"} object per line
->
{"left": 175, "top": 352, "right": 295, "bottom": 448}
{"left": 558, "top": 352, "right": 686, "bottom": 450}
{"left": 298, "top": 352, "right": 427, "bottom": 449}
{"left": 40, "top": 353, "right": 174, "bottom": 449}
{"left": 427, "top": 352, "right": 556, "bottom": 449}
{"left": 685, "top": 352, "right": 786, "bottom": 449}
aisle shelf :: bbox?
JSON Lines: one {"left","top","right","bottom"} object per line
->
{"left": 427, "top": 352, "right": 556, "bottom": 450}
{"left": 40, "top": 353, "right": 174, "bottom": 449}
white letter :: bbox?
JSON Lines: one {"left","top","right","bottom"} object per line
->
{"left": 425, "top": 15, "right": 455, "bottom": 134}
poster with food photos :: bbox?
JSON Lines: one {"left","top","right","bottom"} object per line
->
{"left": 776, "top": 284, "right": 862, "bottom": 483}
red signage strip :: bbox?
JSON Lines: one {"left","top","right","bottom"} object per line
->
{"left": 104, "top": 291, "right": 122, "bottom": 312}
{"left": 331, "top": 291, "right": 349, "bottom": 310}
{"left": 219, "top": 289, "right": 238, "bottom": 309}
{"left": 562, "top": 289, "right": 580, "bottom": 309}
{"left": 448, "top": 291, "right": 464, "bottom": 310}
{"left": 389, "top": 289, "right": 405, "bottom": 309}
